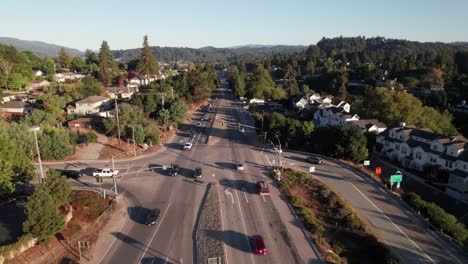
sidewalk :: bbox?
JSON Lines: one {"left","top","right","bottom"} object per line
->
{"left": 83, "top": 197, "right": 129, "bottom": 264}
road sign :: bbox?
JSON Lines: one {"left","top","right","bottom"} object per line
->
{"left": 162, "top": 165, "right": 167, "bottom": 170}
{"left": 309, "top": 166, "right": 315, "bottom": 173}
{"left": 390, "top": 171, "right": 403, "bottom": 183}
{"left": 363, "top": 160, "right": 370, "bottom": 166}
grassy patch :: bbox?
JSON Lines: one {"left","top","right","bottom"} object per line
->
{"left": 277, "top": 168, "right": 399, "bottom": 264}
{"left": 69, "top": 190, "right": 111, "bottom": 222}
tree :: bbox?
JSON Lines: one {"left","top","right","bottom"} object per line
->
{"left": 0, "top": 130, "right": 15, "bottom": 195}
{"left": 98, "top": 41, "right": 117, "bottom": 85}
{"left": 0, "top": 57, "right": 13, "bottom": 89}
{"left": 23, "top": 185, "right": 65, "bottom": 244}
{"left": 7, "top": 73, "right": 26, "bottom": 89}
{"left": 57, "top": 47, "right": 70, "bottom": 69}
{"left": 39, "top": 127, "right": 75, "bottom": 160}
{"left": 44, "top": 170, "right": 71, "bottom": 207}
{"left": 80, "top": 76, "right": 102, "bottom": 97}
{"left": 168, "top": 100, "right": 188, "bottom": 127}
{"left": 157, "top": 109, "right": 171, "bottom": 126}
{"left": 144, "top": 121, "right": 160, "bottom": 144}
{"left": 70, "top": 57, "right": 86, "bottom": 72}
{"left": 138, "top": 35, "right": 160, "bottom": 79}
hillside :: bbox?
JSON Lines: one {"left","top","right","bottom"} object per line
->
{"left": 112, "top": 45, "right": 307, "bottom": 63}
{"left": 0, "top": 37, "right": 84, "bottom": 58}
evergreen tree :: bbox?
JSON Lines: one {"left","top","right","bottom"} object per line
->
{"left": 44, "top": 170, "right": 71, "bottom": 207}
{"left": 57, "top": 47, "right": 70, "bottom": 69}
{"left": 98, "top": 41, "right": 117, "bottom": 86}
{"left": 138, "top": 35, "right": 160, "bottom": 79}
{"left": 23, "top": 185, "right": 64, "bottom": 244}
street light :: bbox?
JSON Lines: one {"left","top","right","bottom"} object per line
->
{"left": 31, "top": 126, "right": 44, "bottom": 182}
{"left": 111, "top": 151, "right": 129, "bottom": 196}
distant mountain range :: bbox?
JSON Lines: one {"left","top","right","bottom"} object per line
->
{"left": 450, "top": 42, "right": 468, "bottom": 47}
{"left": 0, "top": 37, "right": 84, "bottom": 57}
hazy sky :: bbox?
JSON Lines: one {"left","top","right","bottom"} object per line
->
{"left": 1, "top": 0, "right": 467, "bottom": 51}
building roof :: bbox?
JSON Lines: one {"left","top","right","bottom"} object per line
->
{"left": 66, "top": 105, "right": 76, "bottom": 110}
{"left": 1, "top": 100, "right": 28, "bottom": 108}
{"left": 410, "top": 128, "right": 439, "bottom": 141}
{"left": 352, "top": 119, "right": 386, "bottom": 130}
{"left": 76, "top": 96, "right": 109, "bottom": 104}
{"left": 458, "top": 150, "right": 468, "bottom": 162}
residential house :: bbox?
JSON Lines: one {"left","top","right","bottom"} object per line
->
{"left": 313, "top": 107, "right": 359, "bottom": 127}
{"left": 1, "top": 93, "right": 15, "bottom": 103}
{"left": 293, "top": 97, "right": 308, "bottom": 109}
{"left": 102, "top": 86, "right": 137, "bottom": 100}
{"left": 446, "top": 151, "right": 468, "bottom": 201}
{"left": 127, "top": 77, "right": 141, "bottom": 89}
{"left": 67, "top": 95, "right": 111, "bottom": 115}
{"left": 28, "top": 80, "right": 50, "bottom": 90}
{"left": 0, "top": 100, "right": 33, "bottom": 113}
{"left": 54, "top": 72, "right": 86, "bottom": 83}
{"left": 350, "top": 119, "right": 387, "bottom": 134}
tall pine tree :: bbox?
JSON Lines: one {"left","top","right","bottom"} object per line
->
{"left": 57, "top": 47, "right": 70, "bottom": 69}
{"left": 98, "top": 41, "right": 117, "bottom": 86}
{"left": 138, "top": 35, "right": 160, "bottom": 80}
{"left": 23, "top": 185, "right": 64, "bottom": 244}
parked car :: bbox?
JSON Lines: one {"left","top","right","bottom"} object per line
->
{"left": 238, "top": 127, "right": 245, "bottom": 133}
{"left": 56, "top": 169, "right": 82, "bottom": 179}
{"left": 252, "top": 235, "right": 267, "bottom": 255}
{"left": 256, "top": 181, "right": 270, "bottom": 195}
{"left": 306, "top": 156, "right": 322, "bottom": 164}
{"left": 208, "top": 118, "right": 213, "bottom": 122}
{"left": 236, "top": 163, "right": 244, "bottom": 171}
{"left": 194, "top": 167, "right": 202, "bottom": 178}
{"left": 145, "top": 208, "right": 160, "bottom": 226}
{"left": 183, "top": 142, "right": 193, "bottom": 151}
{"left": 196, "top": 122, "right": 202, "bottom": 127}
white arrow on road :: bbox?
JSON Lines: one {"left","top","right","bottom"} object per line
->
{"left": 241, "top": 187, "right": 249, "bottom": 203}
{"left": 224, "top": 188, "right": 234, "bottom": 204}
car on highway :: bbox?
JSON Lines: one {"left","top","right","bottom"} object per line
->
{"left": 256, "top": 181, "right": 270, "bottom": 195}
{"left": 55, "top": 169, "right": 82, "bottom": 179}
{"left": 169, "top": 164, "right": 179, "bottom": 176}
{"left": 269, "top": 147, "right": 282, "bottom": 154}
{"left": 145, "top": 208, "right": 160, "bottom": 226}
{"left": 306, "top": 156, "right": 322, "bottom": 164}
{"left": 238, "top": 127, "right": 245, "bottom": 133}
{"left": 236, "top": 163, "right": 244, "bottom": 171}
{"left": 194, "top": 167, "right": 202, "bottom": 178}
{"left": 208, "top": 118, "right": 213, "bottom": 122}
{"left": 252, "top": 235, "right": 267, "bottom": 255}
{"left": 183, "top": 142, "right": 192, "bottom": 151}
{"left": 196, "top": 122, "right": 202, "bottom": 127}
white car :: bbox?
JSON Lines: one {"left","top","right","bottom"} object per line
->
{"left": 183, "top": 142, "right": 193, "bottom": 151}
{"left": 238, "top": 127, "right": 245, "bottom": 133}
{"left": 196, "top": 122, "right": 202, "bottom": 127}
{"left": 236, "top": 163, "right": 244, "bottom": 171}
{"left": 270, "top": 147, "right": 282, "bottom": 154}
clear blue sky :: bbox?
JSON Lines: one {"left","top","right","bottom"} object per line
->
{"left": 1, "top": 0, "right": 467, "bottom": 51}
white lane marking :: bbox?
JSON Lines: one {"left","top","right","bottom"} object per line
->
{"left": 218, "top": 184, "right": 229, "bottom": 264}
{"left": 351, "top": 184, "right": 435, "bottom": 264}
{"left": 241, "top": 187, "right": 249, "bottom": 203}
{"left": 138, "top": 203, "right": 171, "bottom": 263}
{"left": 224, "top": 188, "right": 234, "bottom": 204}
{"left": 261, "top": 195, "right": 266, "bottom": 203}
{"left": 163, "top": 255, "right": 169, "bottom": 264}
{"left": 264, "top": 155, "right": 272, "bottom": 166}
{"left": 233, "top": 185, "right": 255, "bottom": 264}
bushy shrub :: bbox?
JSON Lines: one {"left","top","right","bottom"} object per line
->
{"left": 85, "top": 131, "right": 97, "bottom": 143}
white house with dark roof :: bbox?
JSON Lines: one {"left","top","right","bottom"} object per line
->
{"left": 0, "top": 100, "right": 33, "bottom": 113}
{"left": 313, "top": 107, "right": 359, "bottom": 127}
{"left": 67, "top": 95, "right": 111, "bottom": 115}
{"left": 54, "top": 72, "right": 86, "bottom": 83}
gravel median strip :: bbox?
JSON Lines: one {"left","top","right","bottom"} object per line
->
{"left": 196, "top": 182, "right": 225, "bottom": 264}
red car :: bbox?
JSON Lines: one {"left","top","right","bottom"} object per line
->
{"left": 208, "top": 118, "right": 213, "bottom": 122}
{"left": 252, "top": 235, "right": 267, "bottom": 255}
{"left": 257, "top": 181, "right": 270, "bottom": 195}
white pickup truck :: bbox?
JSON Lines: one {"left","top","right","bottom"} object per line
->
{"left": 93, "top": 168, "right": 119, "bottom": 177}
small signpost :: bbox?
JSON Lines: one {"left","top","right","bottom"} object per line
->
{"left": 363, "top": 160, "right": 370, "bottom": 166}
{"left": 390, "top": 171, "right": 403, "bottom": 189}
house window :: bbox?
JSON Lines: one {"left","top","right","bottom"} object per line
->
{"left": 430, "top": 157, "right": 437, "bottom": 163}
{"left": 395, "top": 145, "right": 400, "bottom": 150}
{"left": 464, "top": 164, "right": 467, "bottom": 170}
{"left": 402, "top": 147, "right": 407, "bottom": 154}
{"left": 399, "top": 135, "right": 403, "bottom": 140}
{"left": 432, "top": 145, "right": 437, "bottom": 150}
{"left": 445, "top": 160, "right": 453, "bottom": 169}
{"left": 391, "top": 132, "right": 395, "bottom": 137}
{"left": 415, "top": 152, "right": 422, "bottom": 160}
{"left": 385, "top": 141, "right": 389, "bottom": 147}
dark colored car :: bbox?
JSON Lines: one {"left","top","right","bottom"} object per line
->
{"left": 252, "top": 235, "right": 267, "bottom": 255}
{"left": 256, "top": 181, "right": 270, "bottom": 195}
{"left": 169, "top": 164, "right": 179, "bottom": 176}
{"left": 306, "top": 156, "right": 322, "bottom": 164}
{"left": 56, "top": 169, "right": 82, "bottom": 179}
{"left": 145, "top": 208, "right": 161, "bottom": 226}
{"left": 194, "top": 167, "right": 202, "bottom": 178}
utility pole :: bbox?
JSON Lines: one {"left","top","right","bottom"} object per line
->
{"left": 159, "top": 92, "right": 166, "bottom": 109}
{"left": 132, "top": 126, "right": 137, "bottom": 158}
{"left": 32, "top": 127, "right": 44, "bottom": 182}
{"left": 114, "top": 86, "right": 121, "bottom": 149}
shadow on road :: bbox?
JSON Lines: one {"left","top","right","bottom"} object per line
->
{"left": 205, "top": 229, "right": 252, "bottom": 253}
{"left": 219, "top": 178, "right": 257, "bottom": 194}
{"left": 214, "top": 161, "right": 235, "bottom": 170}
{"left": 141, "top": 257, "right": 174, "bottom": 264}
